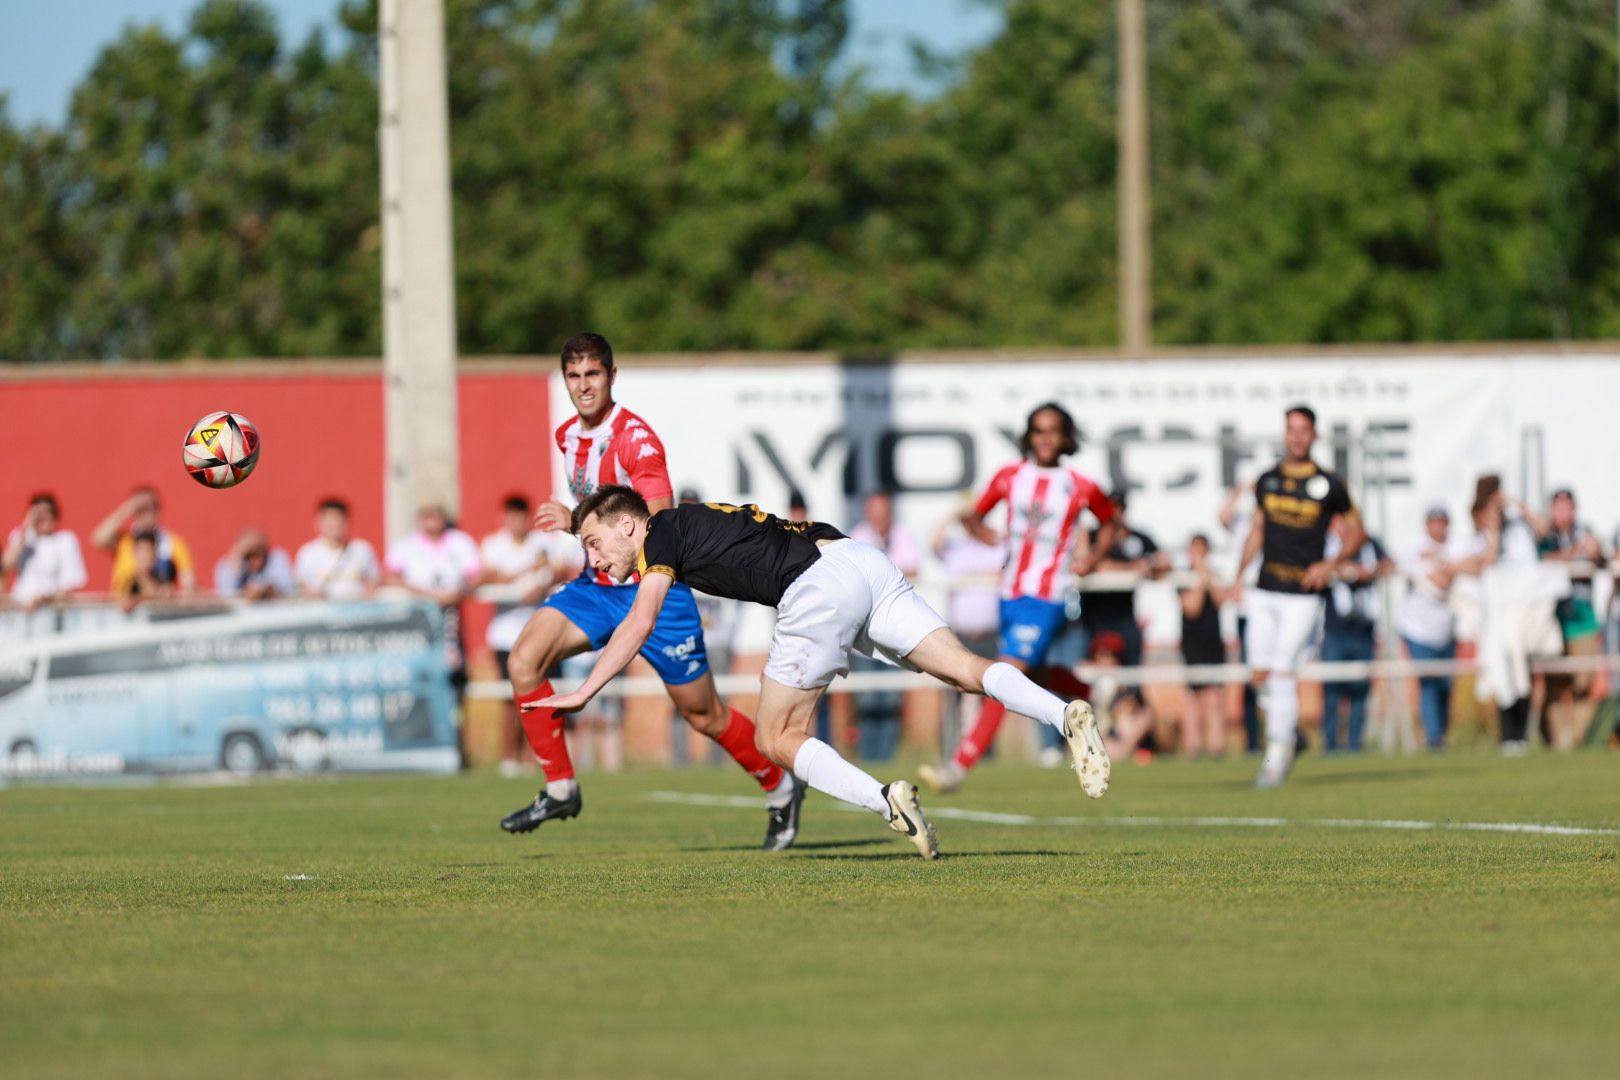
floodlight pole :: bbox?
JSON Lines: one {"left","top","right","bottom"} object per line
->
{"left": 1117, "top": 0, "right": 1151, "bottom": 356}
{"left": 379, "top": 0, "right": 460, "bottom": 541}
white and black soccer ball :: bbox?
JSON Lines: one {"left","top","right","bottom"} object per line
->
{"left": 182, "top": 411, "right": 261, "bottom": 489}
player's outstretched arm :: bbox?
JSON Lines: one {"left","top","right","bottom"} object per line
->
{"left": 527, "top": 572, "right": 673, "bottom": 712}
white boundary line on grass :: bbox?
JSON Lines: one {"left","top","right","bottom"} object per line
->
{"left": 644, "top": 791, "right": 1620, "bottom": 837}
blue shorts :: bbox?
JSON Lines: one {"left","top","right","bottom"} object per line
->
{"left": 543, "top": 575, "right": 709, "bottom": 685}
{"left": 997, "top": 596, "right": 1068, "bottom": 666}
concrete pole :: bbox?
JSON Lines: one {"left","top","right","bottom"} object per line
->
{"left": 379, "top": 0, "right": 460, "bottom": 541}
{"left": 1117, "top": 0, "right": 1151, "bottom": 356}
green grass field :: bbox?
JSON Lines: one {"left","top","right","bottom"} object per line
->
{"left": 3, "top": 752, "right": 1618, "bottom": 1079}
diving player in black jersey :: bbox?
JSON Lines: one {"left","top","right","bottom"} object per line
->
{"left": 529, "top": 486, "right": 1112, "bottom": 859}
{"left": 1233, "top": 404, "right": 1365, "bottom": 789}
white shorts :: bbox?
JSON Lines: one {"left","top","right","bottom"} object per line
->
{"left": 764, "top": 539, "right": 949, "bottom": 690}
{"left": 1244, "top": 589, "right": 1322, "bottom": 674}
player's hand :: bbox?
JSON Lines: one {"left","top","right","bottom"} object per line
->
{"left": 524, "top": 690, "right": 589, "bottom": 713}
{"left": 1301, "top": 560, "right": 1336, "bottom": 591}
{"left": 533, "top": 500, "right": 574, "bottom": 533}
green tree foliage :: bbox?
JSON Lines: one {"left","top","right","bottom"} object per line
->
{"left": 1, "top": 0, "right": 1617, "bottom": 359}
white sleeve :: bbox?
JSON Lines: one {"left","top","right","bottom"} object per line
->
{"left": 61, "top": 532, "right": 88, "bottom": 592}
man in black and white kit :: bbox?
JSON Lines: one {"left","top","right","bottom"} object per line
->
{"left": 531, "top": 486, "right": 1112, "bottom": 859}
{"left": 1234, "top": 405, "right": 1365, "bottom": 788}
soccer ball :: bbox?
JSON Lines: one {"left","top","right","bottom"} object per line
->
{"left": 183, "top": 411, "right": 261, "bottom": 489}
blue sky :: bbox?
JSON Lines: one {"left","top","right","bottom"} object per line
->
{"left": 0, "top": 0, "right": 1004, "bottom": 128}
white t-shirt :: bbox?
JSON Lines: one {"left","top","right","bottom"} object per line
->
{"left": 294, "top": 537, "right": 380, "bottom": 600}
{"left": 937, "top": 534, "right": 1005, "bottom": 637}
{"left": 7, "top": 528, "right": 88, "bottom": 603}
{"left": 1398, "top": 535, "right": 1473, "bottom": 647}
{"left": 850, "top": 521, "right": 921, "bottom": 577}
{"left": 481, "top": 528, "right": 582, "bottom": 652}
{"left": 385, "top": 529, "right": 481, "bottom": 594}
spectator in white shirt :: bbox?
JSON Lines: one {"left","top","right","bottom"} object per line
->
{"left": 1398, "top": 504, "right": 1470, "bottom": 749}
{"left": 3, "top": 493, "right": 88, "bottom": 611}
{"left": 481, "top": 493, "right": 583, "bottom": 773}
{"left": 384, "top": 504, "right": 482, "bottom": 694}
{"left": 294, "top": 498, "right": 379, "bottom": 600}
{"left": 214, "top": 527, "right": 297, "bottom": 601}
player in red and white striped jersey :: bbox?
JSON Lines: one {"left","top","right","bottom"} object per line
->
{"left": 499, "top": 333, "right": 804, "bottom": 849}
{"left": 920, "top": 403, "right": 1120, "bottom": 795}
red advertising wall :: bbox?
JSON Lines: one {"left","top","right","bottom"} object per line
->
{"left": 0, "top": 365, "right": 552, "bottom": 661}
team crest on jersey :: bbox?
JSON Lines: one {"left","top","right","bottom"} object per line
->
{"left": 1306, "top": 475, "right": 1330, "bottom": 499}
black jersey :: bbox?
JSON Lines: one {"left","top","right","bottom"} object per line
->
{"left": 636, "top": 502, "right": 845, "bottom": 607}
{"left": 1255, "top": 460, "right": 1354, "bottom": 593}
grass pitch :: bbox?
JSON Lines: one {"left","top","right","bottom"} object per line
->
{"left": 3, "top": 752, "right": 1618, "bottom": 1079}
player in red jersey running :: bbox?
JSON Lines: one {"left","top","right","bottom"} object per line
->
{"left": 919, "top": 403, "right": 1119, "bottom": 796}
{"left": 499, "top": 333, "right": 804, "bottom": 849}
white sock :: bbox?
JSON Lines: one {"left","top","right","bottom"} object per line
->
{"left": 792, "top": 738, "right": 889, "bottom": 818}
{"left": 765, "top": 770, "right": 796, "bottom": 809}
{"left": 545, "top": 778, "right": 578, "bottom": 800}
{"left": 982, "top": 661, "right": 1067, "bottom": 730}
{"left": 1264, "top": 675, "right": 1299, "bottom": 746}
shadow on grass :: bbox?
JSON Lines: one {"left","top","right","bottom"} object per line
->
{"left": 791, "top": 849, "right": 1081, "bottom": 862}
{"left": 681, "top": 838, "right": 892, "bottom": 854}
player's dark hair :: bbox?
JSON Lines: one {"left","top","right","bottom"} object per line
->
{"left": 1285, "top": 404, "right": 1316, "bottom": 427}
{"left": 27, "top": 492, "right": 59, "bottom": 516}
{"left": 1109, "top": 488, "right": 1129, "bottom": 510}
{"left": 132, "top": 484, "right": 160, "bottom": 507}
{"left": 1189, "top": 532, "right": 1209, "bottom": 547}
{"left": 1550, "top": 487, "right": 1575, "bottom": 504}
{"left": 317, "top": 497, "right": 350, "bottom": 516}
{"left": 561, "top": 332, "right": 614, "bottom": 372}
{"left": 787, "top": 489, "right": 808, "bottom": 513}
{"left": 502, "top": 493, "right": 531, "bottom": 513}
{"left": 572, "top": 484, "right": 649, "bottom": 534}
{"left": 1018, "top": 402, "right": 1080, "bottom": 458}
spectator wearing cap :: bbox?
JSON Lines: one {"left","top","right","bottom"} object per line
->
{"left": 93, "top": 486, "right": 196, "bottom": 596}
{"left": 1398, "top": 504, "right": 1469, "bottom": 749}
{"left": 1320, "top": 515, "right": 1393, "bottom": 752}
{"left": 3, "top": 493, "right": 87, "bottom": 612}
{"left": 1537, "top": 487, "right": 1605, "bottom": 749}
{"left": 214, "top": 527, "right": 296, "bottom": 601}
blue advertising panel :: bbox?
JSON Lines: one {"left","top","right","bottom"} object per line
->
{"left": 0, "top": 600, "right": 459, "bottom": 778}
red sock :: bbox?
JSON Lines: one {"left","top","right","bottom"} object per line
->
{"left": 517, "top": 680, "right": 575, "bottom": 782}
{"left": 953, "top": 698, "right": 1007, "bottom": 770}
{"left": 713, "top": 709, "right": 784, "bottom": 791}
{"left": 1038, "top": 665, "right": 1091, "bottom": 702}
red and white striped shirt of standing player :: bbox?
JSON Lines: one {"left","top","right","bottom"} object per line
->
{"left": 973, "top": 460, "right": 1115, "bottom": 601}
{"left": 555, "top": 403, "right": 674, "bottom": 586}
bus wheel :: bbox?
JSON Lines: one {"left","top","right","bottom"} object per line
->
{"left": 221, "top": 733, "right": 267, "bottom": 776}
{"left": 7, "top": 739, "right": 38, "bottom": 775}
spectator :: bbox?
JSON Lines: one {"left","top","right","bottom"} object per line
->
{"left": 786, "top": 489, "right": 810, "bottom": 523}
{"left": 294, "top": 498, "right": 379, "bottom": 600}
{"left": 1398, "top": 504, "right": 1467, "bottom": 749}
{"left": 1079, "top": 489, "right": 1168, "bottom": 752}
{"left": 1320, "top": 517, "right": 1392, "bottom": 752}
{"left": 94, "top": 486, "right": 196, "bottom": 596}
{"left": 1536, "top": 488, "right": 1604, "bottom": 749}
{"left": 3, "top": 493, "right": 87, "bottom": 611}
{"left": 1178, "top": 533, "right": 1232, "bottom": 758}
{"left": 384, "top": 504, "right": 482, "bottom": 698}
{"left": 1471, "top": 475, "right": 1562, "bottom": 755}
{"left": 481, "top": 493, "right": 583, "bottom": 776}
{"left": 213, "top": 528, "right": 296, "bottom": 601}
{"left": 847, "top": 490, "right": 919, "bottom": 762}
{"left": 931, "top": 494, "right": 1004, "bottom": 658}
{"left": 117, "top": 531, "right": 177, "bottom": 612}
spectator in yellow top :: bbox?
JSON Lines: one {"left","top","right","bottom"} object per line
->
{"left": 93, "top": 486, "right": 196, "bottom": 596}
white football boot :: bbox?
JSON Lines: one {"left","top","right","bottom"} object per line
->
{"left": 1063, "top": 700, "right": 1110, "bottom": 799}
{"left": 883, "top": 781, "right": 939, "bottom": 859}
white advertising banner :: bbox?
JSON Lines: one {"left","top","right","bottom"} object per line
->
{"left": 556, "top": 352, "right": 1619, "bottom": 565}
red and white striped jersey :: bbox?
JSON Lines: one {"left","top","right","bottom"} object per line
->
{"left": 556, "top": 403, "right": 674, "bottom": 586}
{"left": 555, "top": 403, "right": 674, "bottom": 505}
{"left": 973, "top": 460, "right": 1114, "bottom": 601}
